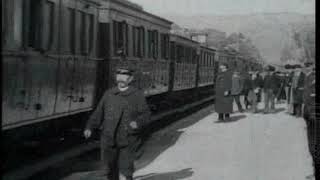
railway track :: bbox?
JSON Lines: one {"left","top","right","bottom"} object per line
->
{"left": 3, "top": 96, "right": 215, "bottom": 180}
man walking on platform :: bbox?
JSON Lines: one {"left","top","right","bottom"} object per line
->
{"left": 83, "top": 66, "right": 151, "bottom": 180}
{"left": 231, "top": 71, "right": 244, "bottom": 112}
{"left": 263, "top": 66, "right": 279, "bottom": 113}
{"left": 215, "top": 63, "right": 233, "bottom": 121}
{"left": 302, "top": 62, "right": 318, "bottom": 177}
{"left": 291, "top": 65, "right": 305, "bottom": 117}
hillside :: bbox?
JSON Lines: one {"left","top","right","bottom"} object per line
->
{"left": 161, "top": 13, "right": 315, "bottom": 65}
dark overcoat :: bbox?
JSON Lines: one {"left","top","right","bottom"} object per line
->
{"left": 242, "top": 73, "right": 251, "bottom": 95}
{"left": 303, "top": 72, "right": 316, "bottom": 119}
{"left": 215, "top": 71, "right": 233, "bottom": 113}
{"left": 292, "top": 72, "right": 305, "bottom": 104}
{"left": 263, "top": 73, "right": 280, "bottom": 94}
{"left": 86, "top": 86, "right": 151, "bottom": 148}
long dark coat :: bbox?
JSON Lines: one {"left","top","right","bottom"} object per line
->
{"left": 215, "top": 71, "right": 233, "bottom": 113}
{"left": 86, "top": 86, "right": 151, "bottom": 148}
{"left": 303, "top": 72, "right": 316, "bottom": 119}
{"left": 292, "top": 72, "right": 305, "bottom": 104}
{"left": 263, "top": 73, "right": 280, "bottom": 94}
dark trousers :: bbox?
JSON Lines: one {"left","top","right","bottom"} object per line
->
{"left": 103, "top": 145, "right": 135, "bottom": 180}
{"left": 293, "top": 103, "right": 302, "bottom": 116}
{"left": 305, "top": 118, "right": 320, "bottom": 172}
{"left": 244, "top": 92, "right": 251, "bottom": 109}
{"left": 218, "top": 113, "right": 230, "bottom": 120}
{"left": 233, "top": 95, "right": 243, "bottom": 111}
{"left": 264, "top": 89, "right": 275, "bottom": 113}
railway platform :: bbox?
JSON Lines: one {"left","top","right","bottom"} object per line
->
{"left": 31, "top": 103, "right": 315, "bottom": 180}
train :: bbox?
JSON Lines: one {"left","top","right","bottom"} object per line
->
{"left": 2, "top": 0, "right": 262, "bottom": 143}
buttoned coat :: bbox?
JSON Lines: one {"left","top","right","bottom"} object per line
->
{"left": 291, "top": 72, "right": 305, "bottom": 104}
{"left": 215, "top": 71, "right": 233, "bottom": 113}
{"left": 303, "top": 71, "right": 316, "bottom": 120}
{"left": 86, "top": 86, "right": 151, "bottom": 148}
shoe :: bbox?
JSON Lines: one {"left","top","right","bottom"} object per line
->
{"left": 239, "top": 109, "right": 244, "bottom": 113}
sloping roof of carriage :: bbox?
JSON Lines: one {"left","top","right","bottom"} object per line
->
{"left": 99, "top": 0, "right": 173, "bottom": 29}
{"left": 170, "top": 34, "right": 200, "bottom": 48}
{"left": 200, "top": 45, "right": 217, "bottom": 53}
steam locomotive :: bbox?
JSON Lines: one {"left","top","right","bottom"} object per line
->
{"left": 2, "top": 0, "right": 261, "bottom": 139}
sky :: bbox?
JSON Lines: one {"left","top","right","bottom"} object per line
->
{"left": 129, "top": 0, "right": 315, "bottom": 16}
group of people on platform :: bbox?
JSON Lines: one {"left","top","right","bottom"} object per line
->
{"left": 214, "top": 62, "right": 316, "bottom": 121}
{"left": 215, "top": 61, "right": 318, "bottom": 176}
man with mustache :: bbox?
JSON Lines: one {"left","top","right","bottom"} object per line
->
{"left": 84, "top": 66, "right": 151, "bottom": 180}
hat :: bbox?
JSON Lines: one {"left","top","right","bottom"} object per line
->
{"left": 116, "top": 66, "right": 135, "bottom": 76}
{"left": 304, "top": 62, "right": 314, "bottom": 68}
{"left": 284, "top": 64, "right": 293, "bottom": 69}
{"left": 294, "top": 64, "right": 302, "bottom": 69}
{"left": 265, "top": 65, "right": 275, "bottom": 72}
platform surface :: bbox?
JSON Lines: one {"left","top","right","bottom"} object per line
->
{"left": 60, "top": 102, "right": 314, "bottom": 180}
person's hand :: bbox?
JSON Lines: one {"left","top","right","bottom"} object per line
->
{"left": 310, "top": 93, "right": 315, "bottom": 97}
{"left": 224, "top": 91, "right": 229, "bottom": 96}
{"left": 298, "top": 87, "right": 304, "bottom": 90}
{"left": 84, "top": 129, "right": 92, "bottom": 139}
{"left": 129, "top": 121, "right": 138, "bottom": 129}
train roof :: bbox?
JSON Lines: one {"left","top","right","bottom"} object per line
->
{"left": 170, "top": 34, "right": 200, "bottom": 47}
{"left": 200, "top": 45, "right": 217, "bottom": 52}
{"left": 99, "top": 0, "right": 173, "bottom": 27}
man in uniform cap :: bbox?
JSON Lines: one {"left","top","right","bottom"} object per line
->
{"left": 84, "top": 66, "right": 151, "bottom": 180}
{"left": 302, "top": 62, "right": 318, "bottom": 177}
{"left": 262, "top": 65, "right": 280, "bottom": 113}
{"left": 291, "top": 64, "right": 305, "bottom": 117}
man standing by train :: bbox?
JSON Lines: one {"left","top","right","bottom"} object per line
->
{"left": 215, "top": 63, "right": 233, "bottom": 121}
{"left": 263, "top": 65, "right": 279, "bottom": 113}
{"left": 302, "top": 62, "right": 318, "bottom": 177}
{"left": 291, "top": 65, "right": 305, "bottom": 117}
{"left": 231, "top": 71, "right": 244, "bottom": 112}
{"left": 84, "top": 66, "right": 151, "bottom": 180}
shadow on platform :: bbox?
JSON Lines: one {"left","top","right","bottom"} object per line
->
{"left": 215, "top": 115, "right": 246, "bottom": 123}
{"left": 134, "top": 168, "right": 193, "bottom": 180}
{"left": 135, "top": 106, "right": 214, "bottom": 170}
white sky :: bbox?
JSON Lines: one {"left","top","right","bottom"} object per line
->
{"left": 130, "top": 0, "right": 315, "bottom": 16}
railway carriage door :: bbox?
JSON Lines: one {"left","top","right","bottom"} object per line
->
{"left": 69, "top": 1, "right": 98, "bottom": 111}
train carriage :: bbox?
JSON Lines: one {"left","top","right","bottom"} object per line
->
{"left": 198, "top": 46, "right": 217, "bottom": 87}
{"left": 2, "top": 0, "right": 101, "bottom": 130}
{"left": 169, "top": 35, "right": 198, "bottom": 91}
{"left": 97, "top": 0, "right": 172, "bottom": 97}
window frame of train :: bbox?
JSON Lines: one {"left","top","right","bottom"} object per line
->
{"left": 160, "top": 33, "right": 170, "bottom": 60}
{"left": 132, "top": 26, "right": 145, "bottom": 58}
{"left": 147, "top": 30, "right": 159, "bottom": 60}
{"left": 6, "top": 0, "right": 58, "bottom": 52}
{"left": 113, "top": 20, "right": 129, "bottom": 57}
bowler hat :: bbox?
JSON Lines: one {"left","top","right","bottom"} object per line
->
{"left": 116, "top": 66, "right": 135, "bottom": 76}
{"left": 304, "top": 62, "right": 314, "bottom": 68}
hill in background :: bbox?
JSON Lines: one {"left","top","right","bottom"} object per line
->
{"left": 162, "top": 13, "right": 315, "bottom": 65}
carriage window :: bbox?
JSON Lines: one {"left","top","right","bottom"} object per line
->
{"left": 79, "top": 11, "right": 86, "bottom": 54}
{"left": 88, "top": 14, "right": 94, "bottom": 53}
{"left": 69, "top": 8, "right": 76, "bottom": 53}
{"left": 148, "top": 30, "right": 153, "bottom": 58}
{"left": 153, "top": 30, "right": 158, "bottom": 59}
{"left": 113, "top": 21, "right": 128, "bottom": 56}
{"left": 42, "top": 1, "right": 55, "bottom": 50}
{"left": 176, "top": 45, "right": 184, "bottom": 63}
{"left": 160, "top": 33, "right": 169, "bottom": 60}
{"left": 27, "top": 0, "right": 42, "bottom": 49}
{"left": 138, "top": 26, "right": 145, "bottom": 57}
{"left": 192, "top": 49, "right": 197, "bottom": 64}
{"left": 133, "top": 26, "right": 144, "bottom": 58}
{"left": 132, "top": 26, "right": 137, "bottom": 57}
{"left": 170, "top": 42, "right": 175, "bottom": 60}
{"left": 5, "top": 0, "right": 23, "bottom": 48}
